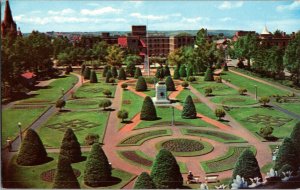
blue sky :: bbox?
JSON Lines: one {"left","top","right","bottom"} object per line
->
{"left": 2, "top": 0, "right": 300, "bottom": 33}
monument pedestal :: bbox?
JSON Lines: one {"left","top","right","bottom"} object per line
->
{"left": 152, "top": 81, "right": 170, "bottom": 105}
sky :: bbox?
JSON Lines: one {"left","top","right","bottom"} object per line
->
{"left": 2, "top": 0, "right": 300, "bottom": 33}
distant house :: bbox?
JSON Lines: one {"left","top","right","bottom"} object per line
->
{"left": 20, "top": 72, "right": 37, "bottom": 87}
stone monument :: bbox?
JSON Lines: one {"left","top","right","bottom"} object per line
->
{"left": 152, "top": 81, "right": 170, "bottom": 105}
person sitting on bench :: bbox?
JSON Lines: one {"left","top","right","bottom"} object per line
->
{"left": 187, "top": 171, "right": 194, "bottom": 181}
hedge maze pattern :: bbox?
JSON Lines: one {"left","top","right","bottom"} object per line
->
{"left": 245, "top": 114, "right": 292, "bottom": 127}
{"left": 45, "top": 119, "right": 98, "bottom": 132}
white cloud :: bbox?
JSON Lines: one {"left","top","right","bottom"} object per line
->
{"left": 130, "top": 13, "right": 168, "bottom": 21}
{"left": 80, "top": 7, "right": 121, "bottom": 16}
{"left": 218, "top": 1, "right": 244, "bottom": 10}
{"left": 181, "top": 16, "right": 210, "bottom": 23}
{"left": 276, "top": 1, "right": 300, "bottom": 11}
{"left": 48, "top": 8, "right": 75, "bottom": 16}
{"left": 220, "top": 17, "right": 233, "bottom": 22}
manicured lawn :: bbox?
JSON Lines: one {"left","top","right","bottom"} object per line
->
{"left": 21, "top": 74, "right": 78, "bottom": 103}
{"left": 222, "top": 71, "right": 289, "bottom": 97}
{"left": 4, "top": 153, "right": 134, "bottom": 189}
{"left": 2, "top": 106, "right": 49, "bottom": 147}
{"left": 38, "top": 111, "right": 109, "bottom": 148}
{"left": 261, "top": 162, "right": 275, "bottom": 174}
{"left": 66, "top": 99, "right": 100, "bottom": 109}
{"left": 210, "top": 95, "right": 258, "bottom": 106}
{"left": 276, "top": 103, "right": 300, "bottom": 115}
{"left": 118, "top": 150, "right": 188, "bottom": 174}
{"left": 121, "top": 90, "right": 143, "bottom": 121}
{"left": 200, "top": 146, "right": 256, "bottom": 173}
{"left": 227, "top": 106, "right": 297, "bottom": 139}
{"left": 74, "top": 81, "right": 116, "bottom": 99}
{"left": 118, "top": 129, "right": 172, "bottom": 146}
{"left": 181, "top": 128, "right": 247, "bottom": 143}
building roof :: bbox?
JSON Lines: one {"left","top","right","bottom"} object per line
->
{"left": 118, "top": 37, "right": 128, "bottom": 47}
{"left": 261, "top": 25, "right": 271, "bottom": 35}
{"left": 21, "top": 72, "right": 36, "bottom": 79}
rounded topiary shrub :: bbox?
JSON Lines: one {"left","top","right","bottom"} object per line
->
{"left": 134, "top": 172, "right": 156, "bottom": 189}
{"left": 90, "top": 70, "right": 98, "bottom": 83}
{"left": 16, "top": 129, "right": 48, "bottom": 166}
{"left": 181, "top": 81, "right": 189, "bottom": 89}
{"left": 165, "top": 76, "right": 176, "bottom": 91}
{"left": 135, "top": 76, "right": 148, "bottom": 92}
{"left": 140, "top": 96, "right": 157, "bottom": 121}
{"left": 181, "top": 95, "right": 197, "bottom": 119}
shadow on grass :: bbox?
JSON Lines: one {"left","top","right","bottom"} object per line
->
{"left": 59, "top": 109, "right": 72, "bottom": 113}
{"left": 85, "top": 177, "right": 122, "bottom": 188}
{"left": 121, "top": 120, "right": 133, "bottom": 124}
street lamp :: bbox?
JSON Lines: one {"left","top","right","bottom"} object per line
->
{"left": 6, "top": 138, "right": 12, "bottom": 152}
{"left": 18, "top": 122, "right": 22, "bottom": 143}
{"left": 254, "top": 85, "right": 258, "bottom": 100}
{"left": 61, "top": 88, "right": 65, "bottom": 95}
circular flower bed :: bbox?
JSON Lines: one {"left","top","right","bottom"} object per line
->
{"left": 40, "top": 168, "right": 81, "bottom": 182}
{"left": 157, "top": 138, "right": 214, "bottom": 157}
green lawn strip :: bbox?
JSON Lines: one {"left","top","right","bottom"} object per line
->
{"left": 121, "top": 90, "right": 143, "bottom": 120}
{"left": 74, "top": 82, "right": 116, "bottom": 99}
{"left": 222, "top": 71, "right": 289, "bottom": 97}
{"left": 261, "top": 162, "right": 275, "bottom": 174}
{"left": 181, "top": 128, "right": 247, "bottom": 143}
{"left": 21, "top": 74, "right": 78, "bottom": 103}
{"left": 2, "top": 106, "right": 50, "bottom": 147}
{"left": 117, "top": 150, "right": 188, "bottom": 174}
{"left": 37, "top": 111, "right": 109, "bottom": 148}
{"left": 200, "top": 146, "right": 256, "bottom": 174}
{"left": 155, "top": 138, "right": 214, "bottom": 157}
{"left": 134, "top": 107, "right": 216, "bottom": 130}
{"left": 210, "top": 95, "right": 258, "bottom": 106}
{"left": 118, "top": 129, "right": 172, "bottom": 146}
{"left": 4, "top": 153, "right": 134, "bottom": 189}
{"left": 177, "top": 88, "right": 218, "bottom": 119}
{"left": 227, "top": 106, "right": 297, "bottom": 139}
{"left": 66, "top": 98, "right": 101, "bottom": 109}
{"left": 275, "top": 103, "right": 300, "bottom": 116}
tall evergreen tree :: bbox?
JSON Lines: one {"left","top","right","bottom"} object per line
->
{"left": 81, "top": 64, "right": 86, "bottom": 75}
{"left": 274, "top": 137, "right": 298, "bottom": 172}
{"left": 111, "top": 66, "right": 118, "bottom": 78}
{"left": 173, "top": 67, "right": 180, "bottom": 79}
{"left": 187, "top": 66, "right": 194, "bottom": 78}
{"left": 179, "top": 64, "right": 187, "bottom": 77}
{"left": 16, "top": 129, "right": 48, "bottom": 166}
{"left": 83, "top": 67, "right": 91, "bottom": 79}
{"left": 118, "top": 67, "right": 127, "bottom": 80}
{"left": 181, "top": 95, "right": 197, "bottom": 119}
{"left": 105, "top": 70, "right": 112, "bottom": 83}
{"left": 59, "top": 128, "right": 83, "bottom": 163}
{"left": 165, "top": 76, "right": 176, "bottom": 91}
{"left": 150, "top": 149, "right": 183, "bottom": 189}
{"left": 84, "top": 143, "right": 112, "bottom": 187}
{"left": 135, "top": 76, "right": 148, "bottom": 91}
{"left": 134, "top": 172, "right": 156, "bottom": 189}
{"left": 155, "top": 67, "right": 165, "bottom": 79}
{"left": 102, "top": 65, "right": 110, "bottom": 77}
{"left": 53, "top": 155, "right": 80, "bottom": 189}
{"left": 232, "top": 149, "right": 262, "bottom": 184}
{"left": 290, "top": 122, "right": 300, "bottom": 160}
{"left": 90, "top": 70, "right": 98, "bottom": 83}
{"left": 134, "top": 67, "right": 143, "bottom": 79}
{"left": 140, "top": 96, "right": 157, "bottom": 120}
{"left": 204, "top": 67, "right": 214, "bottom": 81}
{"left": 164, "top": 65, "right": 171, "bottom": 76}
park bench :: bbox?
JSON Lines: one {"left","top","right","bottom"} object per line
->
{"left": 186, "top": 175, "right": 201, "bottom": 184}
{"left": 205, "top": 175, "right": 219, "bottom": 183}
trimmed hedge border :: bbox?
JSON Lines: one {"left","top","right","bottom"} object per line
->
{"left": 181, "top": 128, "right": 247, "bottom": 143}
{"left": 200, "top": 146, "right": 256, "bottom": 173}
{"left": 117, "top": 150, "right": 188, "bottom": 173}
{"left": 118, "top": 129, "right": 172, "bottom": 146}
{"left": 155, "top": 138, "right": 214, "bottom": 157}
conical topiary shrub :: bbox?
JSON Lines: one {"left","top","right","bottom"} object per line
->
{"left": 59, "top": 128, "right": 84, "bottom": 163}
{"left": 140, "top": 96, "right": 157, "bottom": 121}
{"left": 290, "top": 122, "right": 300, "bottom": 160}
{"left": 204, "top": 67, "right": 214, "bottom": 81}
{"left": 111, "top": 66, "right": 118, "bottom": 78}
{"left": 179, "top": 65, "right": 187, "bottom": 78}
{"left": 274, "top": 137, "right": 298, "bottom": 172}
{"left": 118, "top": 67, "right": 127, "bottom": 80}
{"left": 165, "top": 76, "right": 176, "bottom": 91}
{"left": 53, "top": 155, "right": 80, "bottom": 189}
{"left": 150, "top": 149, "right": 183, "bottom": 189}
{"left": 16, "top": 129, "right": 48, "bottom": 166}
{"left": 90, "top": 70, "right": 98, "bottom": 83}
{"left": 135, "top": 76, "right": 147, "bottom": 92}
{"left": 83, "top": 67, "right": 91, "bottom": 80}
{"left": 173, "top": 67, "right": 180, "bottom": 79}
{"left": 155, "top": 67, "right": 164, "bottom": 79}
{"left": 232, "top": 149, "right": 262, "bottom": 184}
{"left": 105, "top": 70, "right": 112, "bottom": 83}
{"left": 134, "top": 172, "right": 156, "bottom": 189}
{"left": 181, "top": 95, "right": 197, "bottom": 119}
{"left": 187, "top": 66, "right": 194, "bottom": 78}
{"left": 134, "top": 67, "right": 143, "bottom": 79}
{"left": 103, "top": 65, "right": 110, "bottom": 77}
{"left": 84, "top": 143, "right": 112, "bottom": 187}
{"left": 164, "top": 65, "right": 171, "bottom": 77}
{"left": 81, "top": 64, "right": 86, "bottom": 76}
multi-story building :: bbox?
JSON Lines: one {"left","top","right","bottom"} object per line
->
{"left": 232, "top": 30, "right": 256, "bottom": 42}
{"left": 169, "top": 34, "right": 195, "bottom": 51}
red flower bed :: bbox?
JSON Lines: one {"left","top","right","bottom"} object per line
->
{"left": 40, "top": 169, "right": 81, "bottom": 182}
{"left": 120, "top": 151, "right": 153, "bottom": 167}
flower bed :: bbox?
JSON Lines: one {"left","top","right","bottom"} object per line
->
{"left": 201, "top": 146, "right": 256, "bottom": 173}
{"left": 182, "top": 129, "right": 246, "bottom": 143}
{"left": 119, "top": 151, "right": 152, "bottom": 167}
{"left": 118, "top": 129, "right": 172, "bottom": 146}
{"left": 156, "top": 138, "right": 214, "bottom": 157}
{"left": 40, "top": 168, "right": 81, "bottom": 182}
{"left": 245, "top": 114, "right": 292, "bottom": 127}
{"left": 46, "top": 119, "right": 98, "bottom": 132}
{"left": 11, "top": 105, "right": 47, "bottom": 109}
